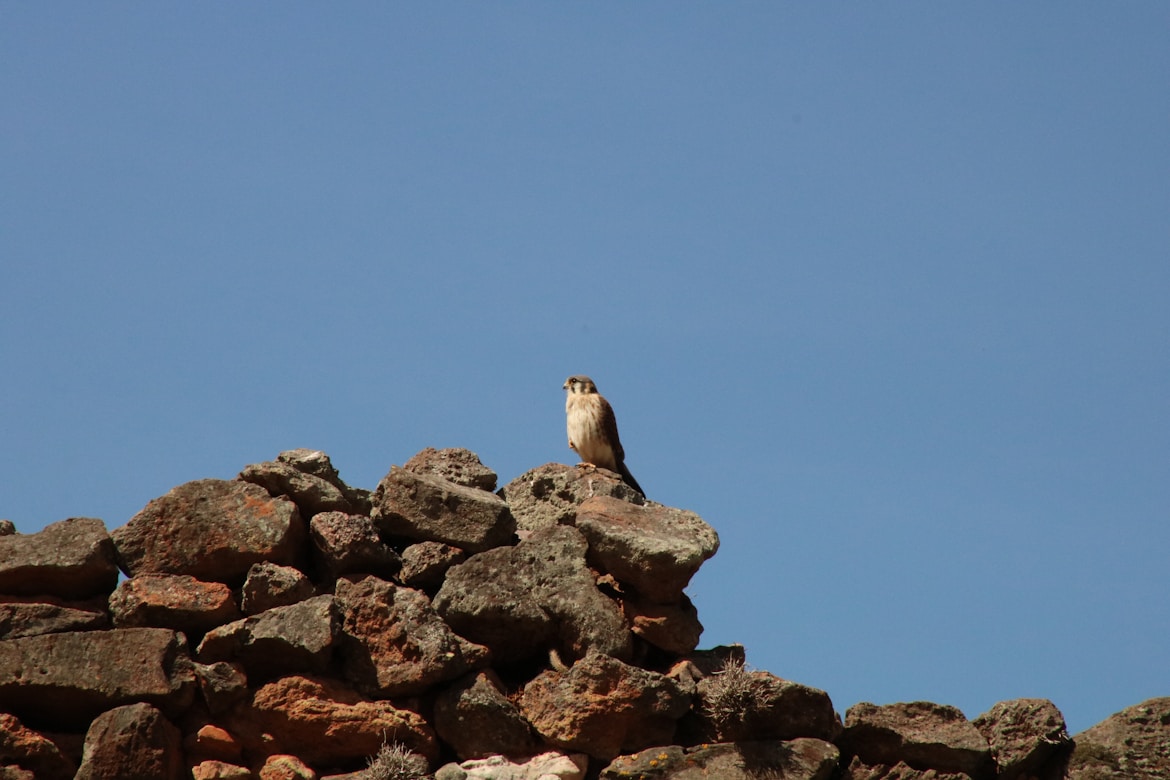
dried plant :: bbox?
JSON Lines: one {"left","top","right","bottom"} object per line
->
{"left": 700, "top": 657, "right": 771, "bottom": 730}
{"left": 364, "top": 740, "right": 428, "bottom": 780}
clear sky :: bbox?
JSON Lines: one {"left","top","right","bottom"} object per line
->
{"left": 3, "top": 5, "right": 1167, "bottom": 736}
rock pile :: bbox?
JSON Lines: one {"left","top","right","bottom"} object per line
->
{"left": 0, "top": 448, "right": 1165, "bottom": 780}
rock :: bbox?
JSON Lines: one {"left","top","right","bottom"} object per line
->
{"left": 0, "top": 767, "right": 34, "bottom": 780}
{"left": 0, "top": 712, "right": 75, "bottom": 780}
{"left": 434, "top": 525, "right": 632, "bottom": 665}
{"left": 239, "top": 459, "right": 359, "bottom": 518}
{"left": 335, "top": 575, "right": 490, "bottom": 698}
{"left": 685, "top": 644, "right": 747, "bottom": 676}
{"left": 399, "top": 541, "right": 466, "bottom": 590}
{"left": 74, "top": 703, "right": 183, "bottom": 780}
{"left": 520, "top": 652, "right": 690, "bottom": 760}
{"left": 1068, "top": 696, "right": 1170, "bottom": 780}
{"left": 498, "top": 464, "right": 644, "bottom": 534}
{"left": 622, "top": 593, "right": 703, "bottom": 654}
{"left": 840, "top": 756, "right": 975, "bottom": 779}
{"left": 191, "top": 760, "right": 253, "bottom": 780}
{"left": 443, "top": 751, "right": 588, "bottom": 780}
{"left": 197, "top": 594, "right": 338, "bottom": 679}
{"left": 0, "top": 628, "right": 195, "bottom": 729}
{"left": 0, "top": 596, "right": 108, "bottom": 640}
{"left": 573, "top": 496, "right": 718, "bottom": 604}
{"left": 839, "top": 702, "right": 994, "bottom": 778}
{"left": 0, "top": 518, "right": 119, "bottom": 599}
{"left": 184, "top": 723, "right": 243, "bottom": 763}
{"left": 972, "top": 698, "right": 1072, "bottom": 780}
{"left": 433, "top": 671, "right": 537, "bottom": 760}
{"left": 0, "top": 522, "right": 13, "bottom": 537}
{"left": 109, "top": 574, "right": 241, "bottom": 635}
{"left": 404, "top": 447, "right": 498, "bottom": 492}
{"left": 259, "top": 754, "right": 317, "bottom": 780}
{"left": 223, "top": 674, "right": 438, "bottom": 767}
{"left": 680, "top": 661, "right": 841, "bottom": 743}
{"left": 309, "top": 512, "right": 401, "bottom": 580}
{"left": 371, "top": 466, "right": 515, "bottom": 553}
{"left": 112, "top": 479, "right": 305, "bottom": 584}
{"left": 602, "top": 739, "right": 840, "bottom": 780}
{"left": 194, "top": 661, "right": 249, "bottom": 715}
{"left": 276, "top": 449, "right": 372, "bottom": 515}
{"left": 240, "top": 563, "right": 316, "bottom": 615}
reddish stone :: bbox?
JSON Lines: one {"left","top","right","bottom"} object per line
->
{"left": 0, "top": 713, "right": 75, "bottom": 780}
{"left": 74, "top": 703, "right": 183, "bottom": 780}
{"left": 109, "top": 574, "right": 240, "bottom": 635}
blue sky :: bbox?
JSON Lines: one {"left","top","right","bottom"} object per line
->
{"left": 2, "top": 5, "right": 1167, "bottom": 735}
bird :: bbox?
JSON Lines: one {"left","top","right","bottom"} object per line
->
{"left": 562, "top": 375, "right": 645, "bottom": 496}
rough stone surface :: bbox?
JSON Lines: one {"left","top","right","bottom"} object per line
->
{"left": 112, "top": 479, "right": 305, "bottom": 584}
{"left": 309, "top": 512, "right": 400, "bottom": 580}
{"left": 0, "top": 596, "right": 108, "bottom": 639}
{"left": 240, "top": 562, "right": 315, "bottom": 615}
{"left": 520, "top": 652, "right": 690, "bottom": 760}
{"left": 259, "top": 753, "right": 317, "bottom": 780}
{"left": 434, "top": 671, "right": 537, "bottom": 760}
{"left": 224, "top": 674, "right": 439, "bottom": 767}
{"left": 335, "top": 575, "right": 490, "bottom": 698}
{"left": 109, "top": 573, "right": 241, "bottom": 635}
{"left": 399, "top": 541, "right": 466, "bottom": 590}
{"left": 191, "top": 760, "right": 253, "bottom": 780}
{"left": 0, "top": 522, "right": 13, "bottom": 537}
{"left": 574, "top": 496, "right": 718, "bottom": 604}
{"left": 439, "top": 751, "right": 588, "bottom": 780}
{"left": 840, "top": 756, "right": 975, "bottom": 779}
{"left": 972, "top": 698, "right": 1072, "bottom": 780}
{"left": 840, "top": 702, "right": 994, "bottom": 778}
{"left": 434, "top": 525, "right": 632, "bottom": 664}
{"left": 0, "top": 712, "right": 75, "bottom": 780}
{"left": 372, "top": 466, "right": 516, "bottom": 552}
{"left": 680, "top": 665, "right": 841, "bottom": 744}
{"left": 276, "top": 448, "right": 372, "bottom": 515}
{"left": 240, "top": 459, "right": 358, "bottom": 518}
{"left": 194, "top": 661, "right": 250, "bottom": 715}
{"left": 622, "top": 593, "right": 703, "bottom": 654}
{"left": 1067, "top": 696, "right": 1170, "bottom": 780}
{"left": 197, "top": 594, "right": 338, "bottom": 679}
{"left": 74, "top": 702, "right": 183, "bottom": 780}
{"left": 405, "top": 447, "right": 499, "bottom": 492}
{"left": 498, "top": 464, "right": 644, "bottom": 534}
{"left": 602, "top": 739, "right": 840, "bottom": 780}
{"left": 0, "top": 518, "right": 119, "bottom": 599}
{"left": 0, "top": 627, "right": 195, "bottom": 729}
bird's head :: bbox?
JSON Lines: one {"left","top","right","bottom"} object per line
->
{"left": 563, "top": 375, "right": 598, "bottom": 394}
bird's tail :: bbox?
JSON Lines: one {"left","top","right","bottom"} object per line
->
{"left": 618, "top": 462, "right": 645, "bottom": 497}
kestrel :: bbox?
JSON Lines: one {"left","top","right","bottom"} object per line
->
{"left": 562, "top": 375, "right": 645, "bottom": 496}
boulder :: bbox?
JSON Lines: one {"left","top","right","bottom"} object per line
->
{"left": 109, "top": 574, "right": 240, "bottom": 635}
{"left": 334, "top": 575, "right": 490, "bottom": 698}
{"left": 0, "top": 712, "right": 75, "bottom": 780}
{"left": 622, "top": 593, "right": 703, "bottom": 654}
{"left": 573, "top": 496, "right": 718, "bottom": 604}
{"left": 839, "top": 756, "right": 975, "bottom": 779}
{"left": 193, "top": 661, "right": 249, "bottom": 716}
{"left": 404, "top": 447, "right": 498, "bottom": 492}
{"left": 434, "top": 525, "right": 632, "bottom": 664}
{"left": 0, "top": 628, "right": 195, "bottom": 729}
{"left": 433, "top": 671, "right": 537, "bottom": 760}
{"left": 1068, "top": 696, "right": 1170, "bottom": 780}
{"left": 371, "top": 467, "right": 515, "bottom": 553}
{"left": 259, "top": 753, "right": 317, "bottom": 780}
{"left": 275, "top": 449, "right": 372, "bottom": 515}
{"left": 308, "top": 512, "right": 400, "bottom": 580}
{"left": 74, "top": 703, "right": 183, "bottom": 780}
{"left": 602, "top": 739, "right": 840, "bottom": 780}
{"left": 0, "top": 596, "right": 108, "bottom": 640}
{"left": 191, "top": 761, "right": 253, "bottom": 780}
{"left": 112, "top": 479, "right": 305, "bottom": 585}
{"left": 399, "top": 541, "right": 466, "bottom": 591}
{"left": 436, "top": 751, "right": 587, "bottom": 780}
{"left": 240, "top": 562, "right": 315, "bottom": 615}
{"left": 839, "top": 702, "right": 994, "bottom": 779}
{"left": 498, "top": 464, "right": 644, "bottom": 534}
{"left": 197, "top": 594, "right": 338, "bottom": 679}
{"left": 0, "top": 518, "right": 119, "bottom": 599}
{"left": 972, "top": 698, "right": 1072, "bottom": 780}
{"left": 519, "top": 652, "right": 690, "bottom": 760}
{"left": 239, "top": 453, "right": 370, "bottom": 520}
{"left": 223, "top": 674, "right": 438, "bottom": 767}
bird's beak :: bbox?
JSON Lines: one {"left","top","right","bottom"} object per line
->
{"left": 562, "top": 380, "right": 570, "bottom": 390}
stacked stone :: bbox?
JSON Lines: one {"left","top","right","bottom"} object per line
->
{"left": 0, "top": 448, "right": 1148, "bottom": 780}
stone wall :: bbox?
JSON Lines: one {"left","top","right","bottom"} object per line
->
{"left": 0, "top": 448, "right": 1163, "bottom": 780}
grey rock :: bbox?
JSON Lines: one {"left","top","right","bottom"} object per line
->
{"left": 399, "top": 541, "right": 466, "bottom": 590}
{"left": 973, "top": 698, "right": 1072, "bottom": 780}
{"left": 309, "top": 511, "right": 400, "bottom": 580}
{"left": 0, "top": 596, "right": 108, "bottom": 640}
{"left": 574, "top": 495, "right": 718, "bottom": 604}
{"left": 498, "top": 463, "right": 644, "bottom": 534}
{"left": 404, "top": 447, "right": 498, "bottom": 492}
{"left": 74, "top": 703, "right": 183, "bottom": 780}
{"left": 0, "top": 518, "right": 119, "bottom": 600}
{"left": 434, "top": 525, "right": 632, "bottom": 665}
{"left": 196, "top": 594, "right": 338, "bottom": 679}
{"left": 840, "top": 701, "right": 994, "bottom": 779}
{"left": 603, "top": 739, "right": 840, "bottom": 780}
{"left": 193, "top": 661, "right": 249, "bottom": 716}
{"left": 239, "top": 459, "right": 358, "bottom": 517}
{"left": 434, "top": 671, "right": 537, "bottom": 760}
{"left": 112, "top": 479, "right": 304, "bottom": 585}
{"left": 372, "top": 466, "right": 515, "bottom": 553}
{"left": 239, "top": 562, "right": 316, "bottom": 615}
{"left": 1068, "top": 696, "right": 1170, "bottom": 780}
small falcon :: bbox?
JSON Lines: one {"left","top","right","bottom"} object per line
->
{"left": 562, "top": 375, "right": 645, "bottom": 496}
